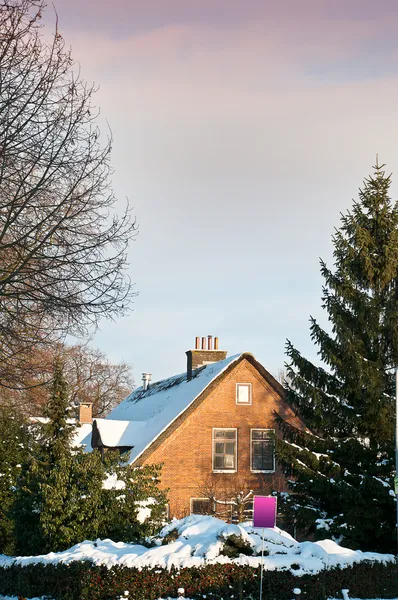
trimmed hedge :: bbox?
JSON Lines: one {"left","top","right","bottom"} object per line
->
{"left": 0, "top": 560, "right": 397, "bottom": 600}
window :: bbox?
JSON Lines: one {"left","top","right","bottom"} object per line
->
{"left": 251, "top": 429, "right": 275, "bottom": 472}
{"left": 190, "top": 498, "right": 214, "bottom": 515}
{"left": 213, "top": 428, "right": 237, "bottom": 471}
{"left": 236, "top": 383, "right": 252, "bottom": 405}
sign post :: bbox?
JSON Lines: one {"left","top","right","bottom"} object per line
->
{"left": 253, "top": 496, "right": 277, "bottom": 600}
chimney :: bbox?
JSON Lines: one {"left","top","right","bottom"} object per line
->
{"left": 142, "top": 373, "right": 152, "bottom": 391}
{"left": 186, "top": 335, "right": 228, "bottom": 380}
{"left": 79, "top": 402, "right": 93, "bottom": 424}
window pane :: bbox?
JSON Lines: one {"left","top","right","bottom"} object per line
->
{"left": 215, "top": 442, "right": 224, "bottom": 454}
{"left": 192, "top": 499, "right": 213, "bottom": 515}
{"left": 253, "top": 441, "right": 263, "bottom": 455}
{"left": 214, "top": 455, "right": 224, "bottom": 468}
{"left": 237, "top": 384, "right": 250, "bottom": 403}
{"left": 252, "top": 430, "right": 263, "bottom": 440}
{"left": 262, "top": 454, "right": 274, "bottom": 470}
{"left": 253, "top": 455, "right": 263, "bottom": 470}
{"left": 225, "top": 442, "right": 235, "bottom": 455}
{"left": 214, "top": 430, "right": 236, "bottom": 439}
{"left": 224, "top": 454, "right": 235, "bottom": 468}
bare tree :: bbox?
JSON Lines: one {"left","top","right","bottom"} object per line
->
{"left": 0, "top": 1, "right": 136, "bottom": 387}
{"left": 62, "top": 344, "right": 133, "bottom": 417}
{"left": 0, "top": 343, "right": 134, "bottom": 416}
{"left": 197, "top": 474, "right": 286, "bottom": 523}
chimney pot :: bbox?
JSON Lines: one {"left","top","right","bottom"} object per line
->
{"left": 201, "top": 336, "right": 206, "bottom": 350}
{"left": 214, "top": 336, "right": 219, "bottom": 350}
{"left": 207, "top": 335, "right": 213, "bottom": 350}
{"left": 195, "top": 336, "right": 200, "bottom": 350}
{"left": 142, "top": 373, "right": 152, "bottom": 391}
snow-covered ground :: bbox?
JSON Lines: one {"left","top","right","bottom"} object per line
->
{"left": 0, "top": 515, "right": 394, "bottom": 576}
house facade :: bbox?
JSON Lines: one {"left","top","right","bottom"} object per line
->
{"left": 91, "top": 337, "right": 306, "bottom": 518}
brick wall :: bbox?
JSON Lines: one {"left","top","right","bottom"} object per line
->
{"left": 142, "top": 358, "right": 299, "bottom": 518}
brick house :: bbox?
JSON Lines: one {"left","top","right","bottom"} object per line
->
{"left": 91, "top": 337, "right": 306, "bottom": 518}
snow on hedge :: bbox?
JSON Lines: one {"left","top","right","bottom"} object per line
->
{"left": 0, "top": 515, "right": 394, "bottom": 576}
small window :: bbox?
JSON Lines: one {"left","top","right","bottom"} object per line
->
{"left": 190, "top": 498, "right": 214, "bottom": 515}
{"left": 236, "top": 383, "right": 252, "bottom": 405}
{"left": 213, "top": 428, "right": 237, "bottom": 471}
{"left": 251, "top": 429, "right": 275, "bottom": 472}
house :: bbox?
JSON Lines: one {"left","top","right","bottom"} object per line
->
{"left": 90, "top": 336, "right": 306, "bottom": 518}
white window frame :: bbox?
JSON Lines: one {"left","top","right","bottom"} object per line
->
{"left": 250, "top": 428, "right": 275, "bottom": 473}
{"left": 212, "top": 427, "right": 237, "bottom": 473}
{"left": 190, "top": 497, "right": 215, "bottom": 514}
{"left": 236, "top": 382, "right": 252, "bottom": 405}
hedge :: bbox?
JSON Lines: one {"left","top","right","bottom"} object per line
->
{"left": 0, "top": 560, "right": 397, "bottom": 600}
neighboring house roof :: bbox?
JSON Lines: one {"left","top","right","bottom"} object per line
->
{"left": 96, "top": 352, "right": 297, "bottom": 464}
{"left": 29, "top": 417, "right": 93, "bottom": 450}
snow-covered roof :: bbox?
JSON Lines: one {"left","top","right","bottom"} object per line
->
{"left": 94, "top": 418, "right": 144, "bottom": 448}
{"left": 101, "top": 353, "right": 245, "bottom": 463}
{"left": 74, "top": 423, "right": 93, "bottom": 450}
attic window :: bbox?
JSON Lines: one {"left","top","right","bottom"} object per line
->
{"left": 236, "top": 383, "right": 252, "bottom": 405}
{"left": 213, "top": 428, "right": 237, "bottom": 472}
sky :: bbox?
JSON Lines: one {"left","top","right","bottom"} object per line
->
{"left": 46, "top": 0, "right": 398, "bottom": 385}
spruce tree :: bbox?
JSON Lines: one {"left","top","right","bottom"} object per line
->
{"left": 277, "top": 162, "right": 398, "bottom": 553}
{"left": 13, "top": 359, "right": 168, "bottom": 554}
{"left": 14, "top": 359, "right": 106, "bottom": 554}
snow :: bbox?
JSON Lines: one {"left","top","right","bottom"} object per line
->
{"left": 73, "top": 422, "right": 93, "bottom": 449}
{"left": 102, "top": 473, "right": 126, "bottom": 490}
{"left": 136, "top": 498, "right": 156, "bottom": 524}
{"left": 0, "top": 515, "right": 393, "bottom": 575}
{"left": 94, "top": 418, "right": 145, "bottom": 447}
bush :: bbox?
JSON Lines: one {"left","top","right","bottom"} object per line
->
{"left": 0, "top": 560, "right": 397, "bottom": 600}
{"left": 219, "top": 533, "right": 254, "bottom": 558}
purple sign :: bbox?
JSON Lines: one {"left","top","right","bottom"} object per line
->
{"left": 253, "top": 496, "right": 277, "bottom": 528}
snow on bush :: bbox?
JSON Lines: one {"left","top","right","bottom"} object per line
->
{"left": 0, "top": 515, "right": 394, "bottom": 576}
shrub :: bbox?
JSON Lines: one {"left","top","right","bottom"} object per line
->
{"left": 0, "top": 560, "right": 397, "bottom": 600}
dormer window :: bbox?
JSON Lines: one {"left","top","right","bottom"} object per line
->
{"left": 236, "top": 383, "right": 252, "bottom": 405}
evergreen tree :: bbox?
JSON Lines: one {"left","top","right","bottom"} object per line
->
{"left": 0, "top": 408, "right": 31, "bottom": 554}
{"left": 277, "top": 162, "right": 398, "bottom": 553}
{"left": 14, "top": 359, "right": 106, "bottom": 554}
{"left": 13, "top": 359, "right": 168, "bottom": 555}
{"left": 99, "top": 460, "right": 168, "bottom": 543}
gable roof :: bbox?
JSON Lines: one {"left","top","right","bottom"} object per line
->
{"left": 98, "top": 352, "right": 289, "bottom": 464}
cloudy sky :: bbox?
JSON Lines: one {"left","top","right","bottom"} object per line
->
{"left": 48, "top": 0, "right": 398, "bottom": 384}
